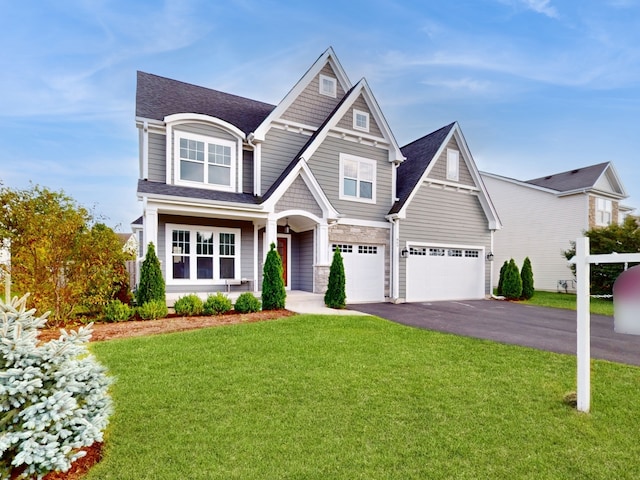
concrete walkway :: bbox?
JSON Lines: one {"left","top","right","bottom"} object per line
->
{"left": 285, "top": 290, "right": 369, "bottom": 316}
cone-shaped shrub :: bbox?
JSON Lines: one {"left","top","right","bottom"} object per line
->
{"left": 136, "top": 242, "right": 165, "bottom": 306}
{"left": 325, "top": 247, "right": 346, "bottom": 309}
{"left": 497, "top": 260, "right": 508, "bottom": 296}
{"left": 262, "top": 242, "right": 286, "bottom": 310}
{"left": 521, "top": 256, "right": 535, "bottom": 300}
{"left": 502, "top": 258, "right": 523, "bottom": 300}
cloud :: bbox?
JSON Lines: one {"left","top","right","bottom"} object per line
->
{"left": 520, "top": 0, "right": 558, "bottom": 18}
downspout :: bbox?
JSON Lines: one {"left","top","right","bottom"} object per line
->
{"left": 142, "top": 120, "right": 149, "bottom": 179}
{"left": 387, "top": 215, "right": 400, "bottom": 303}
{"left": 247, "top": 133, "right": 261, "bottom": 196}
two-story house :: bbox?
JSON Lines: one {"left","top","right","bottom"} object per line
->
{"left": 134, "top": 48, "right": 500, "bottom": 305}
{"left": 481, "top": 162, "right": 634, "bottom": 292}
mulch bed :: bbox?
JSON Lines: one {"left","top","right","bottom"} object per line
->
{"left": 24, "top": 309, "right": 296, "bottom": 480}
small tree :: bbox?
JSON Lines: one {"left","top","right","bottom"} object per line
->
{"left": 497, "top": 260, "right": 508, "bottom": 296}
{"left": 520, "top": 257, "right": 534, "bottom": 300}
{"left": 262, "top": 243, "right": 286, "bottom": 310}
{"left": 325, "top": 247, "right": 346, "bottom": 309}
{"left": 136, "top": 242, "right": 165, "bottom": 306}
{"left": 502, "top": 258, "right": 523, "bottom": 300}
{"left": 0, "top": 295, "right": 113, "bottom": 478}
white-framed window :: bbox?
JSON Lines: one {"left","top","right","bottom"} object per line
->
{"left": 429, "top": 248, "right": 446, "bottom": 256}
{"left": 446, "top": 148, "right": 459, "bottom": 182}
{"left": 358, "top": 245, "right": 378, "bottom": 254}
{"left": 596, "top": 198, "right": 613, "bottom": 226}
{"left": 319, "top": 74, "right": 337, "bottom": 98}
{"left": 166, "top": 224, "right": 240, "bottom": 284}
{"left": 339, "top": 153, "right": 376, "bottom": 204}
{"left": 353, "top": 109, "right": 370, "bottom": 132}
{"left": 174, "top": 131, "right": 236, "bottom": 191}
{"left": 332, "top": 244, "right": 353, "bottom": 253}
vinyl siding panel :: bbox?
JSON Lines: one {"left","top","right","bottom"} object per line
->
{"left": 482, "top": 175, "right": 589, "bottom": 291}
{"left": 275, "top": 176, "right": 323, "bottom": 217}
{"left": 148, "top": 133, "right": 166, "bottom": 182}
{"left": 335, "top": 94, "right": 384, "bottom": 138}
{"left": 307, "top": 136, "right": 393, "bottom": 221}
{"left": 292, "top": 230, "right": 314, "bottom": 292}
{"left": 399, "top": 186, "right": 492, "bottom": 298}
{"left": 242, "top": 149, "right": 253, "bottom": 194}
{"left": 157, "top": 214, "right": 255, "bottom": 295}
{"left": 427, "top": 138, "right": 475, "bottom": 187}
{"left": 261, "top": 128, "right": 310, "bottom": 194}
{"left": 281, "top": 64, "right": 346, "bottom": 127}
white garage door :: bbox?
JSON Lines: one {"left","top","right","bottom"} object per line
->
{"left": 406, "top": 246, "right": 484, "bottom": 302}
{"left": 333, "top": 244, "right": 385, "bottom": 303}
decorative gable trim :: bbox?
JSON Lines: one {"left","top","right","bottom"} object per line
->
{"left": 261, "top": 160, "right": 339, "bottom": 220}
{"left": 252, "top": 47, "right": 352, "bottom": 141}
{"left": 165, "top": 113, "right": 246, "bottom": 140}
{"left": 399, "top": 123, "right": 501, "bottom": 230}
{"left": 298, "top": 79, "right": 405, "bottom": 164}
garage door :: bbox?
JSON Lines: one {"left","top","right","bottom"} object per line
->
{"left": 332, "top": 244, "right": 385, "bottom": 303}
{"left": 406, "top": 246, "right": 484, "bottom": 302}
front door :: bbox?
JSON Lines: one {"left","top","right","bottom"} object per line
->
{"left": 277, "top": 237, "right": 288, "bottom": 287}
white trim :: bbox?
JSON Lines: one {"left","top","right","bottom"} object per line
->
{"left": 353, "top": 109, "right": 370, "bottom": 132}
{"left": 405, "top": 240, "right": 485, "bottom": 251}
{"left": 164, "top": 223, "right": 241, "bottom": 285}
{"left": 141, "top": 121, "right": 149, "bottom": 179}
{"left": 277, "top": 234, "right": 292, "bottom": 289}
{"left": 336, "top": 217, "right": 391, "bottom": 229}
{"left": 319, "top": 74, "right": 337, "bottom": 98}
{"left": 164, "top": 113, "right": 246, "bottom": 140}
{"left": 339, "top": 153, "right": 377, "bottom": 204}
{"left": 446, "top": 148, "right": 459, "bottom": 182}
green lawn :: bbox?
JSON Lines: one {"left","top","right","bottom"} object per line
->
{"left": 86, "top": 314, "right": 640, "bottom": 479}
{"left": 518, "top": 290, "right": 614, "bottom": 316}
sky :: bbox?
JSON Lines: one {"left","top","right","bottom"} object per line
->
{"left": 1, "top": 0, "right": 639, "bottom": 231}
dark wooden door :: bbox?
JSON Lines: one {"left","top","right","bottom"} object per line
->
{"left": 277, "top": 237, "right": 288, "bottom": 286}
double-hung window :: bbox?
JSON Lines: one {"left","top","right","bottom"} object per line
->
{"left": 339, "top": 153, "right": 376, "bottom": 204}
{"left": 176, "top": 132, "right": 236, "bottom": 191}
{"left": 446, "top": 148, "right": 459, "bottom": 182}
{"left": 596, "top": 198, "right": 613, "bottom": 226}
{"left": 167, "top": 225, "right": 240, "bottom": 283}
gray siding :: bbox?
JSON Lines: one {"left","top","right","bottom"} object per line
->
{"left": 281, "top": 63, "right": 346, "bottom": 127}
{"left": 174, "top": 123, "right": 237, "bottom": 141}
{"left": 261, "top": 128, "right": 310, "bottom": 194}
{"left": 399, "top": 186, "right": 492, "bottom": 298}
{"left": 295, "top": 230, "right": 314, "bottom": 292}
{"left": 158, "top": 214, "right": 255, "bottom": 294}
{"left": 275, "top": 176, "right": 323, "bottom": 217}
{"left": 243, "top": 148, "right": 254, "bottom": 194}
{"left": 427, "top": 137, "right": 475, "bottom": 187}
{"left": 307, "top": 136, "right": 393, "bottom": 221}
{"left": 335, "top": 94, "right": 384, "bottom": 138}
{"left": 148, "top": 133, "right": 166, "bottom": 182}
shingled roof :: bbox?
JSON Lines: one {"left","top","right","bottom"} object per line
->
{"left": 136, "top": 71, "right": 275, "bottom": 136}
{"left": 389, "top": 122, "right": 455, "bottom": 214}
{"left": 525, "top": 162, "right": 610, "bottom": 192}
{"left": 137, "top": 179, "right": 261, "bottom": 205}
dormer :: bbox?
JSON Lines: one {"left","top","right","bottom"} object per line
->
{"left": 164, "top": 114, "right": 246, "bottom": 193}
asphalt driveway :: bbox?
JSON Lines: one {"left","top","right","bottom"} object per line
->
{"left": 350, "top": 299, "right": 640, "bottom": 367}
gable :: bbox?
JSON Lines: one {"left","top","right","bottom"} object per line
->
{"left": 335, "top": 93, "right": 384, "bottom": 138}
{"left": 281, "top": 63, "right": 346, "bottom": 128}
{"left": 594, "top": 168, "right": 625, "bottom": 196}
{"left": 275, "top": 175, "right": 323, "bottom": 218}
{"left": 426, "top": 137, "right": 475, "bottom": 187}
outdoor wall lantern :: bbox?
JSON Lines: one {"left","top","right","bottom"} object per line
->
{"left": 401, "top": 248, "right": 409, "bottom": 258}
{"left": 284, "top": 218, "right": 290, "bottom": 234}
{"left": 486, "top": 252, "right": 494, "bottom": 261}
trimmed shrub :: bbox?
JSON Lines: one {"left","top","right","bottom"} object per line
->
{"left": 0, "top": 294, "right": 112, "bottom": 478}
{"left": 234, "top": 292, "right": 261, "bottom": 313}
{"left": 136, "top": 242, "right": 165, "bottom": 306}
{"left": 521, "top": 257, "right": 535, "bottom": 300}
{"left": 203, "top": 292, "right": 233, "bottom": 315}
{"left": 174, "top": 294, "right": 204, "bottom": 316}
{"left": 103, "top": 299, "right": 135, "bottom": 322}
{"left": 502, "top": 258, "right": 523, "bottom": 300}
{"left": 497, "top": 260, "right": 508, "bottom": 296}
{"left": 325, "top": 247, "right": 346, "bottom": 309}
{"left": 262, "top": 242, "right": 286, "bottom": 310}
{"left": 138, "top": 299, "right": 168, "bottom": 320}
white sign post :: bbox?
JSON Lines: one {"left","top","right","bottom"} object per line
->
{"left": 573, "top": 237, "right": 640, "bottom": 413}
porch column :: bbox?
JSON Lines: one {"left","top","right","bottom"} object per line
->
{"left": 144, "top": 206, "right": 158, "bottom": 256}
{"left": 265, "top": 216, "right": 277, "bottom": 259}
{"left": 317, "top": 222, "right": 330, "bottom": 265}
{"left": 253, "top": 222, "right": 260, "bottom": 292}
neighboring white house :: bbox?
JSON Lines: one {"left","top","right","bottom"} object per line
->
{"left": 481, "top": 162, "right": 634, "bottom": 292}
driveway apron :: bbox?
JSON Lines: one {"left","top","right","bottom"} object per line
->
{"left": 350, "top": 299, "right": 640, "bottom": 367}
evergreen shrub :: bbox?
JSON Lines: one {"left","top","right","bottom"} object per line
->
{"left": 497, "top": 260, "right": 508, "bottom": 296}
{"left": 325, "top": 247, "right": 346, "bottom": 309}
{"left": 262, "top": 243, "right": 286, "bottom": 310}
{"left": 234, "top": 292, "right": 261, "bottom": 313}
{"left": 136, "top": 243, "right": 165, "bottom": 306}
{"left": 0, "top": 295, "right": 112, "bottom": 478}
{"left": 520, "top": 257, "right": 535, "bottom": 300}
{"left": 102, "top": 299, "right": 135, "bottom": 322}
{"left": 137, "top": 299, "right": 168, "bottom": 320}
{"left": 203, "top": 292, "right": 233, "bottom": 315}
{"left": 502, "top": 259, "right": 523, "bottom": 300}
{"left": 174, "top": 294, "right": 204, "bottom": 316}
